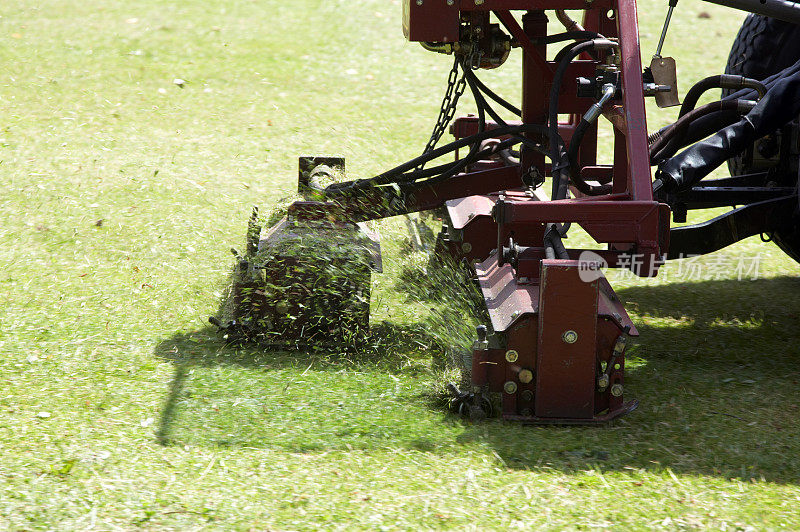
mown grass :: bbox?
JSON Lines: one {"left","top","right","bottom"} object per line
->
{"left": 1, "top": 0, "right": 799, "bottom": 530}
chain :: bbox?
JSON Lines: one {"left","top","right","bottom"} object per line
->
{"left": 417, "top": 56, "right": 467, "bottom": 169}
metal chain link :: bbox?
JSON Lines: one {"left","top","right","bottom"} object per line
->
{"left": 417, "top": 56, "right": 467, "bottom": 169}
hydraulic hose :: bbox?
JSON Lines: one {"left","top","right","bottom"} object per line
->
{"left": 724, "top": 58, "right": 800, "bottom": 102}
{"left": 549, "top": 39, "right": 618, "bottom": 200}
{"left": 468, "top": 71, "right": 521, "bottom": 117}
{"left": 567, "top": 83, "right": 616, "bottom": 196}
{"left": 649, "top": 99, "right": 756, "bottom": 164}
{"left": 324, "top": 123, "right": 562, "bottom": 195}
{"left": 679, "top": 74, "right": 766, "bottom": 118}
{"left": 544, "top": 223, "right": 569, "bottom": 259}
{"left": 534, "top": 30, "right": 600, "bottom": 46}
{"left": 464, "top": 66, "right": 557, "bottom": 155}
{"left": 655, "top": 68, "right": 800, "bottom": 193}
{"left": 681, "top": 59, "right": 800, "bottom": 137}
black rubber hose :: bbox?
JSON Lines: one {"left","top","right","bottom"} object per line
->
{"left": 544, "top": 223, "right": 569, "bottom": 259}
{"left": 469, "top": 71, "right": 522, "bottom": 117}
{"left": 414, "top": 137, "right": 521, "bottom": 187}
{"left": 464, "top": 68, "right": 510, "bottom": 127}
{"left": 679, "top": 74, "right": 766, "bottom": 118}
{"left": 392, "top": 136, "right": 546, "bottom": 187}
{"left": 462, "top": 60, "right": 488, "bottom": 166}
{"left": 670, "top": 110, "right": 741, "bottom": 149}
{"left": 567, "top": 119, "right": 613, "bottom": 196}
{"left": 534, "top": 30, "right": 602, "bottom": 46}
{"left": 671, "top": 60, "right": 800, "bottom": 147}
{"left": 464, "top": 66, "right": 554, "bottom": 154}
{"left": 550, "top": 41, "right": 598, "bottom": 199}
{"left": 649, "top": 100, "right": 754, "bottom": 164}
{"left": 324, "top": 123, "right": 562, "bottom": 194}
{"left": 549, "top": 40, "right": 614, "bottom": 200}
{"left": 552, "top": 35, "right": 605, "bottom": 64}
{"left": 724, "top": 58, "right": 800, "bottom": 101}
{"left": 656, "top": 69, "right": 800, "bottom": 192}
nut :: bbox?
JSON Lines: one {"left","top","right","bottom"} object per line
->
{"left": 504, "top": 381, "right": 518, "bottom": 394}
{"left": 597, "top": 374, "right": 610, "bottom": 391}
{"left": 610, "top": 383, "right": 624, "bottom": 397}
{"left": 518, "top": 369, "right": 534, "bottom": 384}
{"left": 505, "top": 349, "right": 519, "bottom": 363}
{"left": 562, "top": 330, "right": 578, "bottom": 344}
{"left": 521, "top": 390, "right": 534, "bottom": 401}
{"left": 462, "top": 242, "right": 473, "bottom": 253}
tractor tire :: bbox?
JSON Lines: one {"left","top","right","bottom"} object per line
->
{"left": 724, "top": 14, "right": 800, "bottom": 263}
{"left": 724, "top": 15, "right": 800, "bottom": 92}
{"left": 723, "top": 14, "right": 800, "bottom": 175}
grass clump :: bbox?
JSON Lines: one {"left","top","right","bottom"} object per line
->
{"left": 214, "top": 211, "right": 376, "bottom": 347}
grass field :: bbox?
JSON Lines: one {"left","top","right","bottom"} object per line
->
{"left": 2, "top": 0, "right": 800, "bottom": 529}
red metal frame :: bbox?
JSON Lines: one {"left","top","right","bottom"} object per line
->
{"left": 400, "top": 1, "right": 666, "bottom": 423}
{"left": 286, "top": 1, "right": 667, "bottom": 423}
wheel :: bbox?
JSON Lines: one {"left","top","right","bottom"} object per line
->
{"left": 724, "top": 14, "right": 800, "bottom": 263}
{"left": 724, "top": 15, "right": 800, "bottom": 93}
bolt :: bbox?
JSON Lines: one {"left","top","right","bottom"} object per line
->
{"left": 521, "top": 390, "right": 534, "bottom": 401}
{"left": 475, "top": 0, "right": 484, "bottom": 4}
{"left": 518, "top": 369, "right": 534, "bottom": 384}
{"left": 416, "top": 0, "right": 423, "bottom": 5}
{"left": 447, "top": 0, "right": 454, "bottom": 4}
{"left": 505, "top": 349, "right": 518, "bottom": 363}
{"left": 504, "top": 381, "right": 517, "bottom": 394}
{"left": 472, "top": 385, "right": 482, "bottom": 394}
{"left": 611, "top": 383, "right": 623, "bottom": 397}
{"left": 562, "top": 330, "right": 578, "bottom": 344}
{"left": 597, "top": 374, "right": 610, "bottom": 391}
{"left": 462, "top": 242, "right": 473, "bottom": 253}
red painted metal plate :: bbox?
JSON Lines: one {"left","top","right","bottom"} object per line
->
{"left": 402, "top": 0, "right": 459, "bottom": 43}
{"left": 475, "top": 257, "right": 538, "bottom": 333}
{"left": 535, "top": 260, "right": 599, "bottom": 419}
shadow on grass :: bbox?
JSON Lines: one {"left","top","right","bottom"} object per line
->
{"left": 456, "top": 275, "right": 800, "bottom": 483}
{"left": 154, "top": 276, "right": 800, "bottom": 483}
{"left": 153, "top": 321, "right": 456, "bottom": 448}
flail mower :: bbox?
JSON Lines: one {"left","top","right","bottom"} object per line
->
{"left": 211, "top": 1, "right": 800, "bottom": 424}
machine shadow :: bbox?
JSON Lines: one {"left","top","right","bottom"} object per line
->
{"left": 153, "top": 321, "right": 454, "bottom": 447}
{"left": 456, "top": 275, "right": 800, "bottom": 484}
{"left": 153, "top": 276, "right": 800, "bottom": 483}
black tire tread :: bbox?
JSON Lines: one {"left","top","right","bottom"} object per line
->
{"left": 723, "top": 14, "right": 800, "bottom": 264}
{"left": 724, "top": 14, "right": 800, "bottom": 87}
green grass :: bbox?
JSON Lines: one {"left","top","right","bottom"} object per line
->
{"left": 1, "top": 0, "right": 800, "bottom": 529}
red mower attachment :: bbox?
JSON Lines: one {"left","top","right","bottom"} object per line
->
{"left": 213, "top": 0, "right": 800, "bottom": 424}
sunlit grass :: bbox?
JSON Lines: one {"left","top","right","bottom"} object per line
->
{"left": 1, "top": 0, "right": 799, "bottom": 530}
